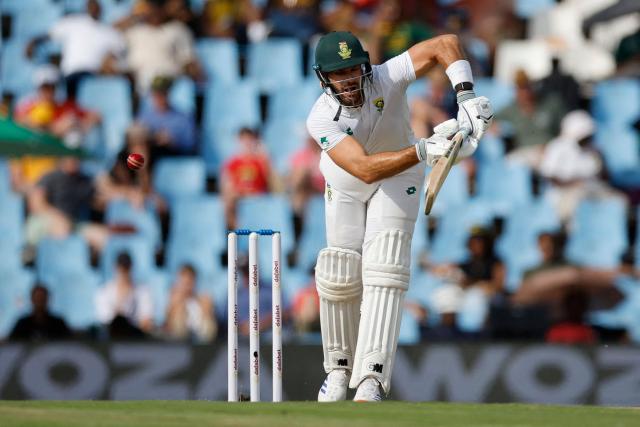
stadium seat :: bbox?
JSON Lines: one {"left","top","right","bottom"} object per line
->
{"left": 514, "top": 0, "right": 555, "bottom": 18}
{"left": 36, "top": 235, "right": 92, "bottom": 285}
{"left": 78, "top": 76, "right": 132, "bottom": 163}
{"left": 457, "top": 287, "right": 489, "bottom": 333}
{"left": 153, "top": 157, "right": 206, "bottom": 204}
{"left": 262, "top": 119, "right": 307, "bottom": 174}
{"left": 101, "top": 0, "right": 135, "bottom": 24}
{"left": 0, "top": 239, "right": 21, "bottom": 274}
{"left": 201, "top": 122, "right": 243, "bottom": 174}
{"left": 196, "top": 38, "right": 240, "bottom": 83}
{"left": 399, "top": 311, "right": 420, "bottom": 344}
{"left": 474, "top": 160, "right": 533, "bottom": 216}
{"left": 146, "top": 270, "right": 171, "bottom": 325}
{"left": 594, "top": 125, "right": 640, "bottom": 174}
{"left": 247, "top": 38, "right": 303, "bottom": 93}
{"left": 0, "top": 269, "right": 34, "bottom": 338}
{"left": 0, "top": 192, "right": 24, "bottom": 249}
{"left": 496, "top": 198, "right": 561, "bottom": 291}
{"left": 236, "top": 195, "right": 296, "bottom": 275}
{"left": 412, "top": 205, "right": 430, "bottom": 259}
{"left": 0, "top": 159, "right": 9, "bottom": 193}
{"left": 267, "top": 82, "right": 321, "bottom": 122}
{"left": 474, "top": 78, "right": 515, "bottom": 113}
{"left": 427, "top": 163, "right": 469, "bottom": 216}
{"left": 102, "top": 236, "right": 155, "bottom": 282}
{"left": 106, "top": 198, "right": 161, "bottom": 249}
{"left": 1, "top": 39, "right": 38, "bottom": 97}
{"left": 566, "top": 198, "right": 628, "bottom": 268}
{"left": 429, "top": 200, "right": 494, "bottom": 264}
{"left": 405, "top": 78, "right": 430, "bottom": 104}
{"left": 203, "top": 81, "right": 260, "bottom": 130}
{"left": 141, "top": 77, "right": 196, "bottom": 115}
{"left": 11, "top": 2, "right": 63, "bottom": 39}
{"left": 297, "top": 196, "right": 326, "bottom": 272}
{"left": 47, "top": 270, "right": 100, "bottom": 330}
{"left": 592, "top": 79, "right": 640, "bottom": 126}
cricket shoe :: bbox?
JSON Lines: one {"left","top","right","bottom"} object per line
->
{"left": 353, "top": 377, "right": 383, "bottom": 402}
{"left": 317, "top": 369, "right": 349, "bottom": 402}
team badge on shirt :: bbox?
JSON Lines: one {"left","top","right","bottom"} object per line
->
{"left": 338, "top": 42, "right": 352, "bottom": 60}
{"left": 373, "top": 97, "right": 384, "bottom": 113}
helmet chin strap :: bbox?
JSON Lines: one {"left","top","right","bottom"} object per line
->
{"left": 318, "top": 64, "right": 372, "bottom": 111}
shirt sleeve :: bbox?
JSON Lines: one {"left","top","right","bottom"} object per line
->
{"left": 376, "top": 51, "right": 416, "bottom": 90}
{"left": 306, "top": 109, "right": 348, "bottom": 152}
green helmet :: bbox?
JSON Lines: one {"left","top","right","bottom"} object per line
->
{"left": 313, "top": 31, "right": 370, "bottom": 73}
{"left": 313, "top": 31, "right": 372, "bottom": 108}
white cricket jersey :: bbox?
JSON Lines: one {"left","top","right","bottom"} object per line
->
{"left": 306, "top": 51, "right": 418, "bottom": 197}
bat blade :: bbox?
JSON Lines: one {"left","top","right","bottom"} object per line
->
{"left": 423, "top": 130, "right": 467, "bottom": 215}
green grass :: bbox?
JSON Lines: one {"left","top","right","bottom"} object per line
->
{"left": 0, "top": 401, "right": 636, "bottom": 427}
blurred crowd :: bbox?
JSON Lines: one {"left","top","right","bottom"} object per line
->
{"left": 1, "top": 0, "right": 640, "bottom": 345}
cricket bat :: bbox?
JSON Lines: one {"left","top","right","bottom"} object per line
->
{"left": 423, "top": 129, "right": 469, "bottom": 215}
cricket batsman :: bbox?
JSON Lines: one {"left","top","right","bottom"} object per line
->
{"left": 307, "top": 31, "right": 493, "bottom": 401}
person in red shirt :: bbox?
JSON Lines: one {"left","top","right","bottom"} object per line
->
{"left": 221, "top": 127, "right": 273, "bottom": 228}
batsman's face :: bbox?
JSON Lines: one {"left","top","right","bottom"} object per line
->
{"left": 327, "top": 65, "right": 364, "bottom": 107}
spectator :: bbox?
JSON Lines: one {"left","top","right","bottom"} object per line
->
{"left": 545, "top": 289, "right": 597, "bottom": 344}
{"left": 26, "top": 0, "right": 126, "bottom": 100}
{"left": 12, "top": 66, "right": 100, "bottom": 191}
{"left": 198, "top": 0, "right": 261, "bottom": 41}
{"left": 288, "top": 135, "right": 324, "bottom": 218}
{"left": 524, "top": 232, "right": 569, "bottom": 278}
{"left": 119, "top": 0, "right": 203, "bottom": 92}
{"left": 164, "top": 0, "right": 198, "bottom": 32}
{"left": 9, "top": 285, "right": 72, "bottom": 341}
{"left": 265, "top": 0, "right": 322, "bottom": 44}
{"left": 460, "top": 227, "right": 499, "bottom": 286}
{"left": 164, "top": 265, "right": 217, "bottom": 342}
{"left": 95, "top": 252, "right": 154, "bottom": 336}
{"left": 539, "top": 110, "right": 622, "bottom": 222}
{"left": 138, "top": 76, "right": 196, "bottom": 156}
{"left": 535, "top": 58, "right": 581, "bottom": 113}
{"left": 422, "top": 284, "right": 465, "bottom": 341}
{"left": 495, "top": 69, "right": 564, "bottom": 170}
{"left": 221, "top": 128, "right": 273, "bottom": 229}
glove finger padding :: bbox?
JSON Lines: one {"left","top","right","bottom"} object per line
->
{"left": 457, "top": 95, "right": 493, "bottom": 141}
{"left": 433, "top": 118, "right": 458, "bottom": 138}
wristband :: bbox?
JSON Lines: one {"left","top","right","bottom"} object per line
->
{"left": 445, "top": 59, "right": 473, "bottom": 88}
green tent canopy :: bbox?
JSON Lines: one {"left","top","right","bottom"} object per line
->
{"left": 0, "top": 117, "right": 86, "bottom": 158}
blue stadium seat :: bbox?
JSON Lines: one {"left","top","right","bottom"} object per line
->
{"left": 474, "top": 134, "right": 506, "bottom": 166}
{"left": 12, "top": 2, "right": 63, "bottom": 39}
{"left": 262, "top": 119, "right": 307, "bottom": 174}
{"left": 297, "top": 196, "right": 326, "bottom": 271}
{"left": 0, "top": 192, "right": 24, "bottom": 249}
{"left": 203, "top": 81, "right": 260, "bottom": 129}
{"left": 247, "top": 38, "right": 303, "bottom": 93}
{"left": 169, "top": 196, "right": 226, "bottom": 252}
{"left": 153, "top": 157, "right": 206, "bottom": 204}
{"left": 0, "top": 159, "right": 9, "bottom": 194}
{"left": 196, "top": 38, "right": 240, "bottom": 83}
{"left": 514, "top": 0, "right": 555, "bottom": 18}
{"left": 496, "top": 198, "right": 561, "bottom": 291}
{"left": 427, "top": 163, "right": 469, "bottom": 216}
{"left": 566, "top": 198, "right": 628, "bottom": 268}
{"left": 590, "top": 276, "right": 640, "bottom": 343}
{"left": 36, "top": 235, "right": 92, "bottom": 285}
{"left": 236, "top": 195, "right": 296, "bottom": 275}
{"left": 0, "top": 239, "right": 21, "bottom": 274}
{"left": 457, "top": 287, "right": 489, "bottom": 333}
{"left": 592, "top": 79, "right": 640, "bottom": 126}
{"left": 594, "top": 125, "right": 640, "bottom": 174}
{"left": 141, "top": 77, "right": 195, "bottom": 115}
{"left": 474, "top": 78, "right": 515, "bottom": 113}
{"left": 106, "top": 198, "right": 161, "bottom": 249}
{"left": 412, "top": 205, "right": 430, "bottom": 259}
{"left": 201, "top": 122, "right": 242, "bottom": 174}
{"left": 474, "top": 160, "right": 533, "bottom": 216}
{"left": 0, "top": 268, "right": 34, "bottom": 338}
{"left": 101, "top": 0, "right": 135, "bottom": 24}
{"left": 406, "top": 78, "right": 430, "bottom": 104}
{"left": 3, "top": 0, "right": 53, "bottom": 14}
{"left": 47, "top": 270, "right": 100, "bottom": 329}
{"left": 102, "top": 236, "right": 155, "bottom": 282}
{"left": 1, "top": 39, "right": 38, "bottom": 97}
{"left": 268, "top": 82, "right": 321, "bottom": 122}
{"left": 408, "top": 270, "right": 445, "bottom": 326}
{"left": 429, "top": 200, "right": 494, "bottom": 264}
{"left": 399, "top": 311, "right": 420, "bottom": 344}
{"left": 78, "top": 76, "right": 132, "bottom": 163}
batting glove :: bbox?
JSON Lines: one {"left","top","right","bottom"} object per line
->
{"left": 415, "top": 118, "right": 477, "bottom": 167}
{"left": 456, "top": 93, "right": 493, "bottom": 144}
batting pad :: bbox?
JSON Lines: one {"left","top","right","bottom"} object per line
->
{"left": 315, "top": 247, "right": 363, "bottom": 372}
{"left": 350, "top": 229, "right": 411, "bottom": 393}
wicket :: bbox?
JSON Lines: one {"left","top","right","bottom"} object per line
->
{"left": 227, "top": 229, "right": 283, "bottom": 402}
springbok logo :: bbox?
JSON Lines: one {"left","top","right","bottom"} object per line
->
{"left": 373, "top": 97, "right": 384, "bottom": 112}
{"left": 338, "top": 41, "right": 352, "bottom": 60}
